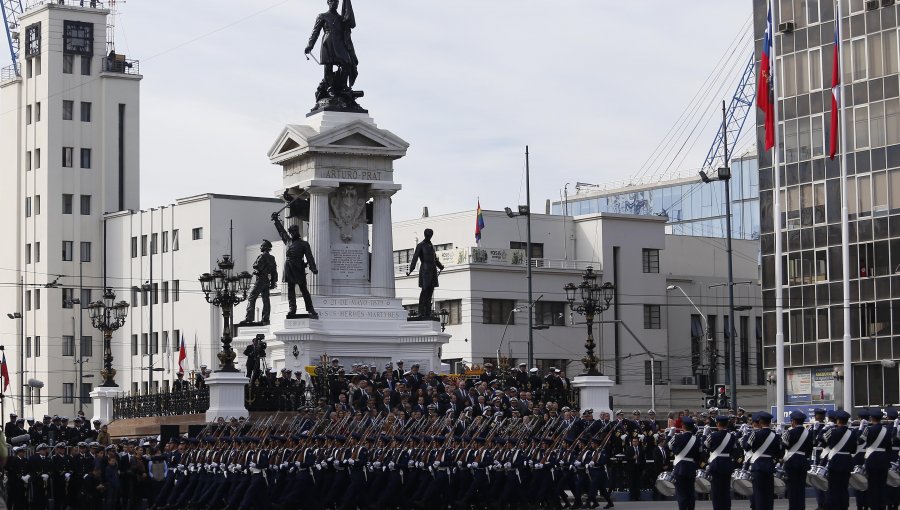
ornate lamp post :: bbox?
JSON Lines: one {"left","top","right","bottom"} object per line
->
{"left": 439, "top": 308, "right": 449, "bottom": 332}
{"left": 564, "top": 266, "right": 614, "bottom": 376}
{"left": 86, "top": 289, "right": 129, "bottom": 387}
{"left": 199, "top": 254, "right": 252, "bottom": 373}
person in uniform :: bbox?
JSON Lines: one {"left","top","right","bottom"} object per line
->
{"left": 669, "top": 416, "right": 701, "bottom": 510}
{"left": 742, "top": 411, "right": 782, "bottom": 510}
{"left": 244, "top": 334, "right": 267, "bottom": 383}
{"left": 861, "top": 408, "right": 892, "bottom": 510}
{"left": 782, "top": 410, "right": 813, "bottom": 510}
{"left": 241, "top": 239, "right": 278, "bottom": 325}
{"left": 825, "top": 410, "right": 858, "bottom": 510}
{"left": 705, "top": 415, "right": 735, "bottom": 510}
{"left": 172, "top": 371, "right": 190, "bottom": 391}
{"left": 810, "top": 407, "right": 829, "bottom": 510}
{"left": 271, "top": 212, "right": 319, "bottom": 318}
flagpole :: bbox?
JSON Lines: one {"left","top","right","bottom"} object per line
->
{"left": 769, "top": 0, "right": 786, "bottom": 425}
{"left": 837, "top": 0, "right": 852, "bottom": 412}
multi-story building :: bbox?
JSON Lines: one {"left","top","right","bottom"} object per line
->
{"left": 754, "top": 0, "right": 900, "bottom": 412}
{"left": 0, "top": 1, "right": 140, "bottom": 418}
{"left": 553, "top": 152, "right": 761, "bottom": 240}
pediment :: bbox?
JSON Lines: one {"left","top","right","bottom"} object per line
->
{"left": 330, "top": 132, "right": 385, "bottom": 147}
{"left": 268, "top": 118, "right": 409, "bottom": 164}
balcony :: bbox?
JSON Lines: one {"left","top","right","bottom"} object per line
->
{"left": 102, "top": 54, "right": 140, "bottom": 75}
{"left": 395, "top": 247, "right": 598, "bottom": 275}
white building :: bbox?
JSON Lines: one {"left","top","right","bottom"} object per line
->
{"left": 0, "top": 2, "right": 140, "bottom": 418}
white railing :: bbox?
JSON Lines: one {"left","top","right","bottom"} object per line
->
{"left": 394, "top": 247, "right": 598, "bottom": 275}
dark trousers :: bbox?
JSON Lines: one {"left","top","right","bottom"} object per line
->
{"left": 244, "top": 277, "right": 271, "bottom": 323}
{"left": 675, "top": 474, "right": 696, "bottom": 510}
{"left": 287, "top": 275, "right": 316, "bottom": 315}
{"left": 785, "top": 468, "right": 807, "bottom": 510}
{"left": 627, "top": 466, "right": 642, "bottom": 500}
{"left": 418, "top": 285, "right": 434, "bottom": 318}
{"left": 710, "top": 472, "right": 732, "bottom": 510}
{"left": 828, "top": 470, "right": 851, "bottom": 510}
{"left": 751, "top": 470, "right": 775, "bottom": 510}
{"left": 868, "top": 467, "right": 888, "bottom": 510}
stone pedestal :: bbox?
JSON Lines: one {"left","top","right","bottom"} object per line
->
{"left": 90, "top": 386, "right": 123, "bottom": 425}
{"left": 205, "top": 371, "right": 250, "bottom": 422}
{"left": 572, "top": 375, "right": 614, "bottom": 415}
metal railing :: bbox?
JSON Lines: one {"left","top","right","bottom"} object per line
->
{"left": 1, "top": 64, "right": 18, "bottom": 81}
{"left": 245, "top": 381, "right": 314, "bottom": 412}
{"left": 395, "top": 247, "right": 598, "bottom": 276}
{"left": 112, "top": 387, "right": 210, "bottom": 419}
{"left": 29, "top": 0, "right": 105, "bottom": 9}
{"left": 102, "top": 56, "right": 140, "bottom": 75}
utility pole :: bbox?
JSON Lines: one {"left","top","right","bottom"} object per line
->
{"left": 78, "top": 262, "right": 84, "bottom": 413}
{"left": 526, "top": 146, "right": 534, "bottom": 370}
{"left": 721, "top": 101, "right": 738, "bottom": 411}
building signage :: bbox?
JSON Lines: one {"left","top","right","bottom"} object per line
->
{"left": 786, "top": 368, "right": 812, "bottom": 404}
{"left": 323, "top": 168, "right": 385, "bottom": 182}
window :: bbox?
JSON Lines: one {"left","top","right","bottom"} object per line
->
{"left": 35, "top": 242, "right": 40, "bottom": 263}
{"left": 162, "top": 281, "right": 169, "bottom": 303}
{"left": 152, "top": 282, "right": 158, "bottom": 304}
{"left": 34, "top": 289, "right": 39, "bottom": 309}
{"left": 173, "top": 330, "right": 180, "bottom": 352}
{"left": 130, "top": 237, "right": 137, "bottom": 258}
{"left": 192, "top": 227, "right": 203, "bottom": 240}
{"left": 644, "top": 360, "right": 665, "bottom": 385}
{"left": 162, "top": 331, "right": 169, "bottom": 353}
{"left": 80, "top": 148, "right": 91, "bottom": 168}
{"left": 433, "top": 243, "right": 453, "bottom": 251}
{"left": 26, "top": 151, "right": 31, "bottom": 171}
{"left": 34, "top": 195, "right": 40, "bottom": 215}
{"left": 886, "top": 30, "right": 899, "bottom": 76}
{"left": 35, "top": 102, "right": 40, "bottom": 121}
{"left": 62, "top": 288, "right": 74, "bottom": 308}
{"left": 25, "top": 290, "right": 31, "bottom": 312}
{"left": 25, "top": 59, "right": 31, "bottom": 78}
{"left": 141, "top": 333, "right": 149, "bottom": 355}
{"left": 26, "top": 105, "right": 31, "bottom": 124}
{"left": 81, "top": 383, "right": 92, "bottom": 404}
{"left": 642, "top": 249, "right": 660, "bottom": 273}
{"left": 535, "top": 301, "right": 567, "bottom": 326}
{"left": 644, "top": 304, "right": 661, "bottom": 329}
{"left": 81, "top": 55, "right": 90, "bottom": 75}
{"left": 151, "top": 332, "right": 158, "bottom": 355}
{"left": 141, "top": 235, "right": 147, "bottom": 256}
{"left": 63, "top": 335, "right": 75, "bottom": 356}
{"left": 62, "top": 194, "right": 73, "bottom": 214}
{"left": 483, "top": 298, "right": 516, "bottom": 325}
{"left": 63, "top": 54, "right": 74, "bottom": 73}
{"left": 509, "top": 241, "right": 544, "bottom": 258}
{"left": 141, "top": 285, "right": 148, "bottom": 306}
{"left": 855, "top": 105, "right": 870, "bottom": 149}
{"left": 62, "top": 241, "right": 73, "bottom": 261}
{"left": 25, "top": 244, "right": 31, "bottom": 264}
{"left": 151, "top": 233, "right": 158, "bottom": 254}
{"left": 806, "top": 0, "right": 820, "bottom": 25}
{"left": 25, "top": 197, "right": 31, "bottom": 218}
{"left": 62, "top": 147, "right": 74, "bottom": 167}
{"left": 436, "top": 299, "right": 460, "bottom": 324}
{"left": 173, "top": 280, "right": 180, "bottom": 301}
{"left": 172, "top": 229, "right": 179, "bottom": 251}
{"left": 62, "top": 100, "right": 73, "bottom": 120}
{"left": 80, "top": 101, "right": 91, "bottom": 122}
{"left": 393, "top": 248, "right": 414, "bottom": 265}
{"left": 80, "top": 288, "right": 91, "bottom": 306}
{"left": 851, "top": 37, "right": 868, "bottom": 82}
{"left": 80, "top": 241, "right": 91, "bottom": 262}
{"left": 80, "top": 194, "right": 90, "bottom": 215}
{"left": 81, "top": 335, "right": 92, "bottom": 357}
{"left": 162, "top": 231, "right": 168, "bottom": 253}
{"left": 131, "top": 334, "right": 138, "bottom": 356}
{"left": 60, "top": 383, "right": 74, "bottom": 404}
{"left": 35, "top": 148, "right": 40, "bottom": 169}
{"left": 34, "top": 336, "right": 40, "bottom": 357}
{"left": 131, "top": 286, "right": 139, "bottom": 307}
{"left": 740, "top": 316, "right": 750, "bottom": 385}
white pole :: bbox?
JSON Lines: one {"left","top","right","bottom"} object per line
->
{"left": 769, "top": 0, "right": 786, "bottom": 424}
{"left": 650, "top": 354, "right": 656, "bottom": 411}
{"left": 837, "top": 0, "right": 853, "bottom": 412}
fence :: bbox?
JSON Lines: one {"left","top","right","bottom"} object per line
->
{"left": 112, "top": 387, "right": 210, "bottom": 420}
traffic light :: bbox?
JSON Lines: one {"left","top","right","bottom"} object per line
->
{"left": 715, "top": 384, "right": 729, "bottom": 408}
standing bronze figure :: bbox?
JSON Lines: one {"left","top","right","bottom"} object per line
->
{"left": 271, "top": 213, "right": 319, "bottom": 319}
{"left": 305, "top": 0, "right": 365, "bottom": 113}
{"left": 407, "top": 229, "right": 444, "bottom": 318}
{"left": 240, "top": 239, "right": 278, "bottom": 326}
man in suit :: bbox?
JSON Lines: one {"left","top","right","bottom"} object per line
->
{"left": 825, "top": 410, "right": 858, "bottom": 510}
{"left": 406, "top": 228, "right": 444, "bottom": 318}
{"left": 669, "top": 417, "right": 701, "bottom": 510}
{"left": 650, "top": 435, "right": 670, "bottom": 500}
{"left": 782, "top": 411, "right": 812, "bottom": 510}
{"left": 624, "top": 436, "right": 645, "bottom": 501}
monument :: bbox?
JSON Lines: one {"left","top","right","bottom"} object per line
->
{"left": 233, "top": 0, "right": 448, "bottom": 378}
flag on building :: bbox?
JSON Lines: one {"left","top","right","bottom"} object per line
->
{"left": 475, "top": 199, "right": 486, "bottom": 243}
{"left": 178, "top": 335, "right": 187, "bottom": 374}
{"left": 0, "top": 352, "right": 9, "bottom": 392}
{"left": 830, "top": 17, "right": 841, "bottom": 159}
{"left": 757, "top": 5, "right": 775, "bottom": 151}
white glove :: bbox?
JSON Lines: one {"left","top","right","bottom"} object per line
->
{"left": 41, "top": 474, "right": 49, "bottom": 481}
{"left": 294, "top": 461, "right": 301, "bottom": 468}
{"left": 588, "top": 461, "right": 595, "bottom": 468}
{"left": 348, "top": 458, "right": 355, "bottom": 466}
{"left": 457, "top": 461, "right": 463, "bottom": 467}
{"left": 417, "top": 461, "right": 424, "bottom": 468}
{"left": 373, "top": 461, "right": 381, "bottom": 468}
{"left": 315, "top": 463, "right": 322, "bottom": 471}
{"left": 536, "top": 463, "right": 543, "bottom": 469}
{"left": 327, "top": 457, "right": 334, "bottom": 463}
{"left": 388, "top": 461, "right": 395, "bottom": 469}
{"left": 281, "top": 462, "right": 289, "bottom": 469}
{"left": 248, "top": 462, "right": 256, "bottom": 469}
{"left": 188, "top": 463, "right": 195, "bottom": 470}
{"left": 528, "top": 460, "right": 534, "bottom": 467}
{"left": 408, "top": 460, "right": 415, "bottom": 468}
{"left": 211, "top": 463, "right": 219, "bottom": 470}
{"left": 573, "top": 461, "right": 582, "bottom": 467}
{"left": 21, "top": 475, "right": 30, "bottom": 484}
{"left": 504, "top": 462, "right": 512, "bottom": 469}
{"left": 433, "top": 461, "right": 440, "bottom": 468}
{"left": 65, "top": 473, "right": 71, "bottom": 481}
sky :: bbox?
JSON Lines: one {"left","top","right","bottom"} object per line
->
{"left": 113, "top": 0, "right": 753, "bottom": 222}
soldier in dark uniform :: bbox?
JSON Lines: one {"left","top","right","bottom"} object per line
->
{"left": 50, "top": 442, "right": 72, "bottom": 509}
{"left": 272, "top": 213, "right": 319, "bottom": 318}
{"left": 241, "top": 239, "right": 278, "bottom": 325}
{"left": 669, "top": 416, "right": 701, "bottom": 510}
{"left": 5, "top": 412, "right": 19, "bottom": 438}
{"left": 704, "top": 415, "right": 735, "bottom": 510}
{"left": 7, "top": 446, "right": 29, "bottom": 510}
{"left": 781, "top": 410, "right": 812, "bottom": 510}
{"left": 29, "top": 443, "right": 53, "bottom": 509}
{"left": 406, "top": 228, "right": 445, "bottom": 318}
{"left": 172, "top": 371, "right": 190, "bottom": 391}
{"left": 862, "top": 408, "right": 892, "bottom": 510}
{"left": 825, "top": 410, "right": 858, "bottom": 510}
{"left": 244, "top": 334, "right": 267, "bottom": 383}
{"left": 742, "top": 411, "right": 782, "bottom": 510}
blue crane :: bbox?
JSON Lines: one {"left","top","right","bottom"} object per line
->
{"left": 702, "top": 53, "right": 756, "bottom": 170}
{"left": 1, "top": 0, "right": 24, "bottom": 76}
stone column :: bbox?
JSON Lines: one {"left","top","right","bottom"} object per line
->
{"left": 307, "top": 186, "right": 334, "bottom": 295}
{"left": 371, "top": 189, "right": 396, "bottom": 297}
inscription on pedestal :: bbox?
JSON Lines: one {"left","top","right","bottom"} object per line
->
{"left": 331, "top": 244, "right": 369, "bottom": 280}
{"left": 324, "top": 168, "right": 385, "bottom": 181}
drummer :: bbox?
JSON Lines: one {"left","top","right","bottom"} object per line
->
{"left": 782, "top": 410, "right": 813, "bottom": 510}
{"left": 887, "top": 407, "right": 899, "bottom": 510}
{"left": 862, "top": 408, "right": 891, "bottom": 510}
{"left": 703, "top": 415, "right": 734, "bottom": 510}
{"left": 742, "top": 411, "right": 781, "bottom": 510}
{"left": 668, "top": 416, "right": 701, "bottom": 510}
{"left": 825, "top": 409, "right": 858, "bottom": 510}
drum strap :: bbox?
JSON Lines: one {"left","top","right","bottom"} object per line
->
{"left": 750, "top": 432, "right": 776, "bottom": 465}
{"left": 827, "top": 429, "right": 852, "bottom": 460}
{"left": 673, "top": 436, "right": 696, "bottom": 466}
{"left": 708, "top": 434, "right": 730, "bottom": 464}
{"left": 864, "top": 428, "right": 887, "bottom": 459}
{"left": 783, "top": 429, "right": 809, "bottom": 462}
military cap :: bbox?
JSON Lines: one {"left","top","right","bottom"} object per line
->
{"left": 813, "top": 408, "right": 827, "bottom": 415}
{"left": 835, "top": 410, "right": 851, "bottom": 421}
{"left": 350, "top": 432, "right": 362, "bottom": 440}
{"left": 858, "top": 409, "right": 870, "bottom": 419}
{"left": 434, "top": 435, "right": 446, "bottom": 443}
{"left": 529, "top": 367, "right": 538, "bottom": 373}
{"left": 55, "top": 442, "right": 67, "bottom": 448}
{"left": 334, "top": 435, "right": 346, "bottom": 443}
{"left": 36, "top": 443, "right": 49, "bottom": 450}
{"left": 582, "top": 409, "right": 593, "bottom": 416}
{"left": 886, "top": 407, "right": 899, "bottom": 419}
{"left": 681, "top": 416, "right": 694, "bottom": 426}
{"left": 789, "top": 411, "right": 807, "bottom": 422}
{"left": 869, "top": 408, "right": 884, "bottom": 420}
{"left": 715, "top": 415, "right": 730, "bottom": 424}
{"left": 826, "top": 410, "right": 837, "bottom": 420}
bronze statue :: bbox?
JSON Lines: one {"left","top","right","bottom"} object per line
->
{"left": 244, "top": 334, "right": 267, "bottom": 383}
{"left": 305, "top": 0, "right": 365, "bottom": 113}
{"left": 272, "top": 213, "right": 319, "bottom": 319}
{"left": 240, "top": 239, "right": 278, "bottom": 325}
{"left": 406, "top": 229, "right": 444, "bottom": 318}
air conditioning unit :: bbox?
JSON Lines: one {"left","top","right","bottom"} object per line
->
{"left": 884, "top": 0, "right": 896, "bottom": 7}
{"left": 681, "top": 376, "right": 697, "bottom": 386}
{"left": 867, "top": 0, "right": 880, "bottom": 9}
{"left": 779, "top": 21, "right": 795, "bottom": 33}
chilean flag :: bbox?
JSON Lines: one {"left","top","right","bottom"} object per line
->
{"left": 0, "top": 352, "right": 9, "bottom": 392}
{"left": 829, "top": 17, "right": 841, "bottom": 159}
{"left": 475, "top": 199, "right": 486, "bottom": 243}
{"left": 177, "top": 335, "right": 187, "bottom": 374}
{"left": 757, "top": 6, "right": 775, "bottom": 151}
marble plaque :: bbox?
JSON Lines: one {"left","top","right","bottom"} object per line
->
{"left": 331, "top": 243, "right": 369, "bottom": 280}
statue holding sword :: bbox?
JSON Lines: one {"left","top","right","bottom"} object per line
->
{"left": 304, "top": 0, "right": 365, "bottom": 113}
{"left": 406, "top": 229, "right": 444, "bottom": 319}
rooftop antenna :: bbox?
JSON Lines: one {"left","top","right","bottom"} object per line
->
{"left": 106, "top": 0, "right": 123, "bottom": 53}
{"left": 229, "top": 219, "right": 234, "bottom": 259}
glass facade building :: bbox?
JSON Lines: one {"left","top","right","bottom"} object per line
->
{"left": 553, "top": 154, "right": 761, "bottom": 240}
{"left": 754, "top": 0, "right": 900, "bottom": 409}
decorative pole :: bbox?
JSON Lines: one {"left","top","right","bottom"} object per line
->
{"left": 86, "top": 289, "right": 129, "bottom": 387}
{"left": 564, "top": 266, "right": 614, "bottom": 376}
{"left": 199, "top": 254, "right": 252, "bottom": 372}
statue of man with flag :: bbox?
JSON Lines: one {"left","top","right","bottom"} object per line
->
{"left": 304, "top": 0, "right": 364, "bottom": 113}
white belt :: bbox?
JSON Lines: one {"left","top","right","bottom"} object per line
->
{"left": 645, "top": 460, "right": 655, "bottom": 463}
{"left": 831, "top": 452, "right": 850, "bottom": 456}
{"left": 249, "top": 468, "right": 263, "bottom": 474}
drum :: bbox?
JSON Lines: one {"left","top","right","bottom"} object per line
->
{"left": 731, "top": 469, "right": 754, "bottom": 497}
{"left": 694, "top": 468, "right": 712, "bottom": 494}
{"left": 773, "top": 466, "right": 787, "bottom": 496}
{"left": 655, "top": 471, "right": 676, "bottom": 497}
{"left": 807, "top": 464, "right": 829, "bottom": 491}
{"left": 849, "top": 465, "right": 868, "bottom": 492}
{"left": 888, "top": 462, "right": 900, "bottom": 488}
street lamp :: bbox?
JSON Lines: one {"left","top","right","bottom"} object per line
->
{"left": 86, "top": 289, "right": 129, "bottom": 387}
{"left": 5, "top": 311, "right": 23, "bottom": 412}
{"left": 199, "top": 254, "right": 252, "bottom": 373}
{"left": 439, "top": 308, "right": 449, "bottom": 332}
{"left": 564, "top": 266, "right": 614, "bottom": 376}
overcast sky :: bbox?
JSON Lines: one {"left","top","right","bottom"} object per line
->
{"left": 117, "top": 1, "right": 752, "bottom": 222}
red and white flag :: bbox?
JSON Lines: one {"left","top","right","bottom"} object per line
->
{"left": 0, "top": 352, "right": 10, "bottom": 392}
{"left": 757, "top": 5, "right": 775, "bottom": 151}
{"left": 829, "top": 17, "right": 841, "bottom": 159}
{"left": 178, "top": 335, "right": 187, "bottom": 374}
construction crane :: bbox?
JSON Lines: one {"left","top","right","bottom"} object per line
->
{"left": 702, "top": 54, "right": 757, "bottom": 171}
{"left": 1, "top": 0, "right": 25, "bottom": 76}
